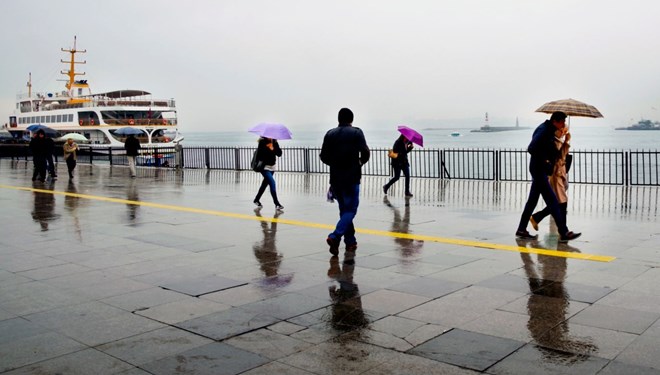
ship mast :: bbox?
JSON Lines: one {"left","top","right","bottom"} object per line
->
{"left": 60, "top": 36, "right": 90, "bottom": 102}
{"left": 27, "top": 72, "right": 32, "bottom": 98}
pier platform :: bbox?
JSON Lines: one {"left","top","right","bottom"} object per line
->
{"left": 1, "top": 159, "right": 660, "bottom": 374}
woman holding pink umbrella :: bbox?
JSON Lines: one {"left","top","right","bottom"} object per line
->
{"left": 383, "top": 126, "right": 422, "bottom": 197}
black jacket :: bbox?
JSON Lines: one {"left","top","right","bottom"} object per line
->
{"left": 29, "top": 136, "right": 48, "bottom": 160}
{"left": 527, "top": 120, "right": 559, "bottom": 175}
{"left": 391, "top": 137, "right": 412, "bottom": 167}
{"left": 256, "top": 138, "right": 282, "bottom": 166}
{"left": 320, "top": 124, "right": 370, "bottom": 187}
{"left": 124, "top": 136, "right": 141, "bottom": 156}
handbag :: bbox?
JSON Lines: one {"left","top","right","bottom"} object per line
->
{"left": 388, "top": 149, "right": 398, "bottom": 159}
{"left": 250, "top": 149, "right": 265, "bottom": 172}
{"left": 565, "top": 154, "right": 573, "bottom": 173}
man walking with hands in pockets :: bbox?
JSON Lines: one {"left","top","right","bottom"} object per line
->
{"left": 320, "top": 108, "right": 371, "bottom": 256}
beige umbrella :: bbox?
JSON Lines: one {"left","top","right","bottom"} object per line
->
{"left": 535, "top": 98, "right": 603, "bottom": 118}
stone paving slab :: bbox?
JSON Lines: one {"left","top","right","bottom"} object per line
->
{"left": 2, "top": 160, "right": 660, "bottom": 374}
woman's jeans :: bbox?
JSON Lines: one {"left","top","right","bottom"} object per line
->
{"left": 255, "top": 170, "right": 281, "bottom": 206}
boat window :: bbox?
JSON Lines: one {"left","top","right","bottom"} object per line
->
{"left": 56, "top": 115, "right": 62, "bottom": 122}
{"left": 40, "top": 116, "right": 46, "bottom": 123}
{"left": 68, "top": 114, "right": 74, "bottom": 122}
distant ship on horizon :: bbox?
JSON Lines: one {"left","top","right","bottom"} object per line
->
{"left": 615, "top": 119, "right": 660, "bottom": 130}
{"left": 471, "top": 113, "right": 530, "bottom": 133}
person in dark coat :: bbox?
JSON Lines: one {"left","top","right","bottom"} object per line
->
{"left": 29, "top": 130, "right": 48, "bottom": 182}
{"left": 124, "top": 134, "right": 141, "bottom": 178}
{"left": 383, "top": 134, "right": 414, "bottom": 197}
{"left": 516, "top": 111, "right": 580, "bottom": 243}
{"left": 253, "top": 137, "right": 284, "bottom": 210}
{"left": 44, "top": 135, "right": 57, "bottom": 178}
{"left": 320, "top": 108, "right": 370, "bottom": 255}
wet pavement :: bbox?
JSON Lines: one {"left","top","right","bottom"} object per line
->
{"left": 1, "top": 159, "right": 660, "bottom": 374}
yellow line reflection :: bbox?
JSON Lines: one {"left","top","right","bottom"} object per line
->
{"left": 0, "top": 184, "right": 615, "bottom": 262}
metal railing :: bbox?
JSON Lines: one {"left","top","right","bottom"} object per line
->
{"left": 2, "top": 144, "right": 660, "bottom": 186}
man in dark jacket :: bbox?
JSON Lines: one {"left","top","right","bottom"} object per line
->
{"left": 516, "top": 111, "right": 580, "bottom": 242}
{"left": 320, "top": 108, "right": 370, "bottom": 255}
{"left": 29, "top": 130, "right": 48, "bottom": 182}
{"left": 124, "top": 134, "right": 141, "bottom": 178}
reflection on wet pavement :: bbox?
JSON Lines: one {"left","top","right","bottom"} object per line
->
{"left": 327, "top": 251, "right": 369, "bottom": 334}
{"left": 3, "top": 160, "right": 660, "bottom": 374}
{"left": 253, "top": 209, "right": 293, "bottom": 288}
{"left": 30, "top": 182, "right": 59, "bottom": 231}
{"left": 519, "top": 241, "right": 599, "bottom": 364}
{"left": 384, "top": 196, "right": 424, "bottom": 262}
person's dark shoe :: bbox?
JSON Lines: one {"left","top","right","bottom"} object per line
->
{"left": 345, "top": 243, "right": 358, "bottom": 252}
{"left": 253, "top": 200, "right": 262, "bottom": 208}
{"left": 530, "top": 216, "right": 539, "bottom": 231}
{"left": 276, "top": 205, "right": 284, "bottom": 211}
{"left": 327, "top": 237, "right": 340, "bottom": 256}
{"left": 405, "top": 192, "right": 413, "bottom": 197}
{"left": 383, "top": 185, "right": 388, "bottom": 195}
{"left": 515, "top": 230, "right": 537, "bottom": 240}
{"left": 559, "top": 231, "right": 581, "bottom": 243}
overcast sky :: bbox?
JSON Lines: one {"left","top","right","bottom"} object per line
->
{"left": 2, "top": 0, "right": 659, "bottom": 132}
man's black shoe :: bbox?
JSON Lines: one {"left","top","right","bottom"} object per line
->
{"left": 515, "top": 230, "right": 538, "bottom": 240}
{"left": 559, "top": 231, "right": 581, "bottom": 243}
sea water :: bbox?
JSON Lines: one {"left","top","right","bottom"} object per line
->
{"left": 181, "top": 124, "right": 660, "bottom": 151}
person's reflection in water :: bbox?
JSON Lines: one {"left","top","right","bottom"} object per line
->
{"left": 126, "top": 179, "right": 140, "bottom": 224}
{"left": 518, "top": 239, "right": 597, "bottom": 363}
{"left": 253, "top": 210, "right": 292, "bottom": 288}
{"left": 64, "top": 180, "right": 83, "bottom": 241}
{"left": 327, "top": 251, "right": 369, "bottom": 334}
{"left": 384, "top": 196, "right": 424, "bottom": 261}
{"left": 31, "top": 183, "right": 59, "bottom": 231}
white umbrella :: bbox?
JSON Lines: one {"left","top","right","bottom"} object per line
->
{"left": 55, "top": 133, "right": 89, "bottom": 142}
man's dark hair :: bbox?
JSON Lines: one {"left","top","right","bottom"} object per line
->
{"left": 550, "top": 111, "right": 567, "bottom": 122}
{"left": 338, "top": 108, "right": 354, "bottom": 124}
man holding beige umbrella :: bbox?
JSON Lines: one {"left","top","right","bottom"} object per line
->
{"left": 516, "top": 98, "right": 602, "bottom": 242}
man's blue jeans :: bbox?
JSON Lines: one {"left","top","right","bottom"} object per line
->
{"left": 329, "top": 184, "right": 360, "bottom": 246}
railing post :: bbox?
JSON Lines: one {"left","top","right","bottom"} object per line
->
{"left": 495, "top": 150, "right": 499, "bottom": 181}
{"left": 304, "top": 147, "right": 310, "bottom": 173}
{"left": 623, "top": 151, "right": 632, "bottom": 186}
{"left": 108, "top": 148, "right": 112, "bottom": 166}
{"left": 205, "top": 148, "right": 210, "bottom": 169}
{"left": 235, "top": 148, "right": 240, "bottom": 170}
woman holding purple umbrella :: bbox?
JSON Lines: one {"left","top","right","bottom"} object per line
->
{"left": 253, "top": 137, "right": 284, "bottom": 211}
{"left": 383, "top": 134, "right": 414, "bottom": 197}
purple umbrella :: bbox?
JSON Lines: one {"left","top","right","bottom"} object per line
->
{"left": 248, "top": 123, "right": 293, "bottom": 140}
{"left": 397, "top": 125, "right": 423, "bottom": 147}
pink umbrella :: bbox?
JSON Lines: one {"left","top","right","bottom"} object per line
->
{"left": 248, "top": 123, "right": 293, "bottom": 140}
{"left": 397, "top": 125, "right": 423, "bottom": 147}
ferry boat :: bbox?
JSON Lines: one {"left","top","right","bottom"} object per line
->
{"left": 4, "top": 37, "right": 183, "bottom": 149}
{"left": 615, "top": 119, "right": 660, "bottom": 130}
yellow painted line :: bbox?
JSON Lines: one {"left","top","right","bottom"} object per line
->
{"left": 0, "top": 184, "right": 615, "bottom": 262}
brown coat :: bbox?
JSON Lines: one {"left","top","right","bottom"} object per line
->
{"left": 549, "top": 138, "right": 570, "bottom": 203}
{"left": 63, "top": 142, "right": 78, "bottom": 161}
